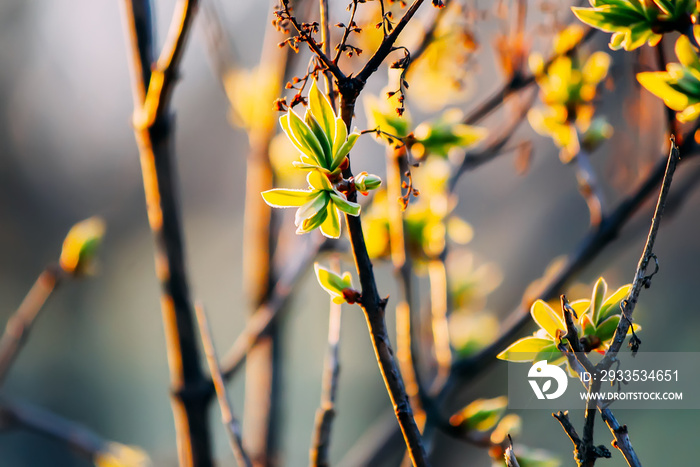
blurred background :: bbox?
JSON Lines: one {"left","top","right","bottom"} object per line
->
{"left": 1, "top": 0, "right": 699, "bottom": 465}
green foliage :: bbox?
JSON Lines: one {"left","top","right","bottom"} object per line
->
{"left": 638, "top": 35, "right": 700, "bottom": 121}
{"left": 313, "top": 263, "right": 359, "bottom": 304}
{"left": 262, "top": 172, "right": 360, "bottom": 238}
{"left": 572, "top": 0, "right": 696, "bottom": 51}
{"left": 364, "top": 91, "right": 487, "bottom": 158}
{"left": 262, "top": 79, "right": 382, "bottom": 238}
{"left": 449, "top": 396, "right": 508, "bottom": 432}
{"left": 528, "top": 25, "right": 613, "bottom": 162}
{"left": 497, "top": 277, "right": 640, "bottom": 364}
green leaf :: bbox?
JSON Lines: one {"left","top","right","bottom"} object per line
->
{"left": 307, "top": 171, "right": 334, "bottom": 191}
{"left": 450, "top": 396, "right": 508, "bottom": 432}
{"left": 287, "top": 109, "right": 327, "bottom": 167}
{"left": 530, "top": 300, "right": 565, "bottom": 339}
{"left": 332, "top": 131, "right": 360, "bottom": 168}
{"left": 332, "top": 117, "right": 348, "bottom": 162}
{"left": 595, "top": 314, "right": 620, "bottom": 342}
{"left": 330, "top": 191, "right": 361, "bottom": 216}
{"left": 280, "top": 114, "right": 323, "bottom": 166}
{"left": 590, "top": 277, "right": 608, "bottom": 324}
{"left": 497, "top": 337, "right": 555, "bottom": 362}
{"left": 299, "top": 204, "right": 328, "bottom": 233}
{"left": 261, "top": 188, "right": 313, "bottom": 208}
{"left": 314, "top": 263, "right": 353, "bottom": 299}
{"left": 309, "top": 79, "right": 337, "bottom": 145}
{"left": 294, "top": 192, "right": 329, "bottom": 226}
{"left": 305, "top": 110, "right": 332, "bottom": 167}
{"left": 597, "top": 284, "right": 631, "bottom": 322}
{"left": 320, "top": 204, "right": 341, "bottom": 239}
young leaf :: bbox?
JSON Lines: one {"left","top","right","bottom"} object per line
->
{"left": 590, "top": 277, "right": 608, "bottom": 324}
{"left": 309, "top": 79, "right": 337, "bottom": 144}
{"left": 320, "top": 204, "right": 341, "bottom": 239}
{"left": 261, "top": 188, "right": 313, "bottom": 208}
{"left": 497, "top": 337, "right": 555, "bottom": 362}
{"left": 597, "top": 284, "right": 631, "bottom": 323}
{"left": 330, "top": 192, "right": 361, "bottom": 216}
{"left": 530, "top": 300, "right": 565, "bottom": 340}
{"left": 449, "top": 396, "right": 508, "bottom": 432}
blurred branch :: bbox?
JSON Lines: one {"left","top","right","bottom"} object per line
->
{"left": 0, "top": 266, "right": 63, "bottom": 386}
{"left": 386, "top": 147, "right": 426, "bottom": 430}
{"left": 462, "top": 28, "right": 596, "bottom": 125}
{"left": 574, "top": 147, "right": 606, "bottom": 227}
{"left": 121, "top": 0, "right": 213, "bottom": 465}
{"left": 318, "top": 0, "right": 335, "bottom": 107}
{"left": 194, "top": 304, "right": 251, "bottom": 467}
{"left": 220, "top": 234, "right": 328, "bottom": 380}
{"left": 309, "top": 258, "right": 343, "bottom": 467}
{"left": 427, "top": 259, "right": 450, "bottom": 392}
{"left": 0, "top": 398, "right": 109, "bottom": 462}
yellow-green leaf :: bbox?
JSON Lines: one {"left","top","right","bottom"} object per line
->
{"left": 530, "top": 300, "right": 565, "bottom": 339}
{"left": 308, "top": 79, "right": 336, "bottom": 144}
{"left": 590, "top": 277, "right": 608, "bottom": 324}
{"left": 497, "top": 337, "right": 555, "bottom": 362}
{"left": 261, "top": 188, "right": 313, "bottom": 208}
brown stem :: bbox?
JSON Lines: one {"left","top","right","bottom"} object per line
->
{"left": 194, "top": 304, "right": 251, "bottom": 467}
{"left": 599, "top": 407, "right": 642, "bottom": 467}
{"left": 339, "top": 90, "right": 428, "bottom": 466}
{"left": 121, "top": 1, "right": 213, "bottom": 465}
{"left": 0, "top": 267, "right": 61, "bottom": 386}
{"left": 309, "top": 258, "right": 343, "bottom": 467}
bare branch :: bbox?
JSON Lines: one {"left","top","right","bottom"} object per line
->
{"left": 600, "top": 140, "right": 680, "bottom": 365}
{"left": 0, "top": 267, "right": 62, "bottom": 386}
{"left": 194, "top": 304, "right": 251, "bottom": 467}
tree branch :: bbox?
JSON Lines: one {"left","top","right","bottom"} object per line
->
{"left": 121, "top": 1, "right": 213, "bottom": 465}
{"left": 356, "top": 0, "right": 426, "bottom": 84}
{"left": 194, "top": 304, "right": 251, "bottom": 467}
{"left": 600, "top": 140, "right": 680, "bottom": 366}
{"left": 339, "top": 88, "right": 429, "bottom": 466}
{"left": 0, "top": 266, "right": 62, "bottom": 386}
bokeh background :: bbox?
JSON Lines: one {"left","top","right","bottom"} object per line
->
{"left": 1, "top": 0, "right": 699, "bottom": 465}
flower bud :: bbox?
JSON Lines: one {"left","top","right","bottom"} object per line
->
{"left": 354, "top": 172, "right": 382, "bottom": 194}
{"left": 59, "top": 217, "right": 106, "bottom": 276}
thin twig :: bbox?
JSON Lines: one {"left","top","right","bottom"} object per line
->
{"left": 281, "top": 0, "right": 346, "bottom": 81}
{"left": 332, "top": 0, "right": 360, "bottom": 65}
{"left": 121, "top": 1, "right": 213, "bottom": 465}
{"left": 220, "top": 235, "right": 327, "bottom": 380}
{"left": 194, "top": 304, "right": 251, "bottom": 467}
{"left": 356, "top": 0, "right": 427, "bottom": 84}
{"left": 0, "top": 266, "right": 62, "bottom": 386}
{"left": 600, "top": 140, "right": 680, "bottom": 365}
{"left": 309, "top": 258, "right": 343, "bottom": 467}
